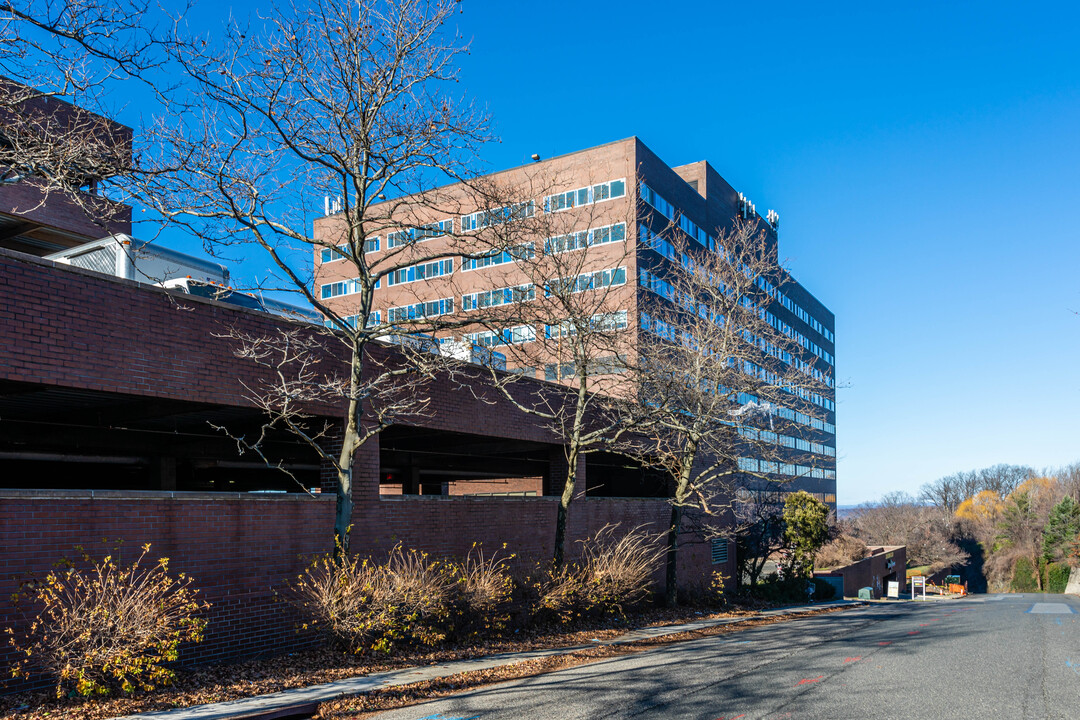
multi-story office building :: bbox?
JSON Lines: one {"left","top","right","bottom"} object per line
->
{"left": 313, "top": 137, "right": 836, "bottom": 504}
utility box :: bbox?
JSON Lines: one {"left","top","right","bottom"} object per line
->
{"left": 858, "top": 587, "right": 873, "bottom": 600}
{"left": 45, "top": 234, "right": 229, "bottom": 285}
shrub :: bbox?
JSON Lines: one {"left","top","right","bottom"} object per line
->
{"left": 6, "top": 544, "right": 209, "bottom": 698}
{"left": 446, "top": 545, "right": 514, "bottom": 640}
{"left": 815, "top": 535, "right": 868, "bottom": 569}
{"left": 742, "top": 576, "right": 808, "bottom": 603}
{"left": 289, "top": 544, "right": 451, "bottom": 654}
{"left": 1011, "top": 556, "right": 1038, "bottom": 593}
{"left": 811, "top": 578, "right": 837, "bottom": 601}
{"left": 531, "top": 525, "right": 664, "bottom": 623}
{"left": 1046, "top": 562, "right": 1071, "bottom": 594}
{"left": 579, "top": 525, "right": 665, "bottom": 616}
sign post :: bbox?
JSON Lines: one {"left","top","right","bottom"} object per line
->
{"left": 911, "top": 576, "right": 926, "bottom": 600}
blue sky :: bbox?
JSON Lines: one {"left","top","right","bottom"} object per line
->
{"left": 129, "top": 1, "right": 1080, "bottom": 504}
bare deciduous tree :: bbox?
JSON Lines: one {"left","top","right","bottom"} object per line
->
{"left": 0, "top": 0, "right": 171, "bottom": 232}
{"left": 731, "top": 487, "right": 788, "bottom": 587}
{"left": 920, "top": 464, "right": 1034, "bottom": 512}
{"left": 623, "top": 219, "right": 834, "bottom": 604}
{"left": 135, "top": 0, "right": 535, "bottom": 553}
{"left": 467, "top": 191, "right": 640, "bottom": 566}
{"left": 848, "top": 492, "right": 968, "bottom": 572}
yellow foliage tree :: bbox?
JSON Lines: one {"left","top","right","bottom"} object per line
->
{"left": 955, "top": 490, "right": 1004, "bottom": 524}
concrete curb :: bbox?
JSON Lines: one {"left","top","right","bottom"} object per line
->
{"left": 120, "top": 600, "right": 864, "bottom": 720}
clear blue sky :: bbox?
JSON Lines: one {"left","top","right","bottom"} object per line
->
{"left": 133, "top": 1, "right": 1080, "bottom": 504}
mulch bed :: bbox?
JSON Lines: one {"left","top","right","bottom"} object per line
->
{"left": 0, "top": 602, "right": 847, "bottom": 720}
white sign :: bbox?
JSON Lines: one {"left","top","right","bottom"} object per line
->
{"left": 911, "top": 576, "right": 927, "bottom": 600}
{"left": 887, "top": 581, "right": 899, "bottom": 599}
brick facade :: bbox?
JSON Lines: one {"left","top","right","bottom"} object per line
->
{"left": 0, "top": 249, "right": 731, "bottom": 687}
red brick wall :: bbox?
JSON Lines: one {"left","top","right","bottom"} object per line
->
{"left": 0, "top": 249, "right": 727, "bottom": 689}
{"left": 0, "top": 491, "right": 336, "bottom": 686}
{"left": 0, "top": 180, "right": 131, "bottom": 242}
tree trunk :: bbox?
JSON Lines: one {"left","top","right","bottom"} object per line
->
{"left": 665, "top": 503, "right": 683, "bottom": 607}
{"left": 334, "top": 467, "right": 353, "bottom": 557}
{"left": 334, "top": 345, "right": 363, "bottom": 560}
{"left": 553, "top": 455, "right": 577, "bottom": 567}
{"left": 665, "top": 444, "right": 696, "bottom": 606}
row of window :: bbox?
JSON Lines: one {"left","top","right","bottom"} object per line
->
{"left": 638, "top": 310, "right": 687, "bottom": 345}
{"left": 544, "top": 354, "right": 625, "bottom": 381}
{"left": 321, "top": 278, "right": 364, "bottom": 299}
{"left": 737, "top": 391, "right": 835, "bottom": 435}
{"left": 738, "top": 426, "right": 836, "bottom": 458}
{"left": 461, "top": 201, "right": 536, "bottom": 232}
{"left": 388, "top": 297, "right": 455, "bottom": 322}
{"left": 640, "top": 183, "right": 711, "bottom": 248}
{"left": 638, "top": 311, "right": 834, "bottom": 435}
{"left": 640, "top": 183, "right": 834, "bottom": 354}
{"left": 737, "top": 457, "right": 836, "bottom": 480}
{"left": 387, "top": 219, "right": 454, "bottom": 249}
{"left": 543, "top": 179, "right": 626, "bottom": 213}
{"left": 641, "top": 223, "right": 834, "bottom": 372}
{"left": 321, "top": 236, "right": 382, "bottom": 263}
{"left": 323, "top": 311, "right": 381, "bottom": 329}
{"left": 547, "top": 266, "right": 627, "bottom": 296}
{"left": 462, "top": 284, "right": 535, "bottom": 311}
{"left": 544, "top": 222, "right": 626, "bottom": 254}
{"left": 465, "top": 324, "right": 536, "bottom": 348}
{"left": 461, "top": 243, "right": 535, "bottom": 271}
{"left": 545, "top": 311, "right": 628, "bottom": 339}
{"left": 756, "top": 275, "right": 834, "bottom": 344}
{"left": 762, "top": 305, "right": 834, "bottom": 368}
{"left": 386, "top": 258, "right": 455, "bottom": 287}
{"left": 738, "top": 358, "right": 835, "bottom": 413}
{"left": 641, "top": 271, "right": 833, "bottom": 390}
{"left": 324, "top": 178, "right": 626, "bottom": 261}
{"left": 734, "top": 488, "right": 837, "bottom": 506}
{"left": 638, "top": 268, "right": 675, "bottom": 302}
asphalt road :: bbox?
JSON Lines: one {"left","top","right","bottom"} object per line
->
{"left": 369, "top": 593, "right": 1080, "bottom": 720}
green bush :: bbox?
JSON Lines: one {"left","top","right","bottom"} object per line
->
{"left": 1011, "top": 556, "right": 1039, "bottom": 593}
{"left": 811, "top": 579, "right": 837, "bottom": 601}
{"left": 6, "top": 544, "right": 209, "bottom": 697}
{"left": 743, "top": 576, "right": 822, "bottom": 603}
{"left": 1046, "top": 562, "right": 1071, "bottom": 594}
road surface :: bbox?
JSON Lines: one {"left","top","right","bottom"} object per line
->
{"left": 369, "top": 593, "right": 1080, "bottom": 720}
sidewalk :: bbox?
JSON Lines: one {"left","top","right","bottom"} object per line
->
{"left": 122, "top": 599, "right": 863, "bottom": 720}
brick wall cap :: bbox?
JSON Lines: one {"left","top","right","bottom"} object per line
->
{"left": 380, "top": 494, "right": 559, "bottom": 502}
{"left": 0, "top": 488, "right": 335, "bottom": 501}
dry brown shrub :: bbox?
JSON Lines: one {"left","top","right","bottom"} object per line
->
{"left": 532, "top": 525, "right": 665, "bottom": 623}
{"left": 447, "top": 544, "right": 515, "bottom": 639}
{"left": 6, "top": 544, "right": 209, "bottom": 697}
{"left": 289, "top": 544, "right": 451, "bottom": 654}
{"left": 815, "top": 534, "right": 869, "bottom": 569}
